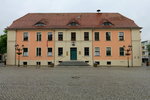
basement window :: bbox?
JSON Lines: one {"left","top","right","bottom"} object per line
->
{"left": 107, "top": 61, "right": 111, "bottom": 65}
{"left": 23, "top": 62, "right": 27, "bottom": 66}
{"left": 36, "top": 62, "right": 41, "bottom": 65}
{"left": 59, "top": 61, "right": 62, "bottom": 63}
{"left": 95, "top": 61, "right": 100, "bottom": 65}
{"left": 48, "top": 62, "right": 52, "bottom": 65}
{"left": 85, "top": 61, "right": 89, "bottom": 63}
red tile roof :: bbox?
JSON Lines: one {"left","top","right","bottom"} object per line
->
{"left": 7, "top": 13, "right": 141, "bottom": 29}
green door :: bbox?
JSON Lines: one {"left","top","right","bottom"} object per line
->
{"left": 70, "top": 48, "right": 77, "bottom": 60}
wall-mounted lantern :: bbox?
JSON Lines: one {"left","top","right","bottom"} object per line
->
{"left": 123, "top": 45, "right": 132, "bottom": 68}
{"left": 15, "top": 44, "right": 24, "bottom": 67}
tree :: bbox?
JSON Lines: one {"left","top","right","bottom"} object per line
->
{"left": 0, "top": 31, "right": 7, "bottom": 54}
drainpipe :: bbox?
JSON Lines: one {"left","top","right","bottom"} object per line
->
{"left": 54, "top": 29, "right": 55, "bottom": 66}
{"left": 15, "top": 30, "right": 17, "bottom": 66}
{"left": 92, "top": 28, "right": 94, "bottom": 66}
{"left": 130, "top": 28, "right": 133, "bottom": 67}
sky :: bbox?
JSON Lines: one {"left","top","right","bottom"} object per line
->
{"left": 0, "top": 0, "right": 149, "bottom": 41}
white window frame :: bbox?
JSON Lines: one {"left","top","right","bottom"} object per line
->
{"left": 36, "top": 47, "right": 41, "bottom": 56}
{"left": 23, "top": 48, "right": 28, "bottom": 56}
{"left": 23, "top": 32, "right": 28, "bottom": 41}
{"left": 58, "top": 32, "right": 63, "bottom": 41}
{"left": 37, "top": 32, "right": 42, "bottom": 41}
{"left": 47, "top": 48, "right": 52, "bottom": 56}
{"left": 48, "top": 32, "right": 52, "bottom": 41}
{"left": 94, "top": 32, "right": 100, "bottom": 41}
{"left": 106, "top": 47, "right": 111, "bottom": 56}
{"left": 118, "top": 32, "right": 124, "bottom": 41}
{"left": 84, "top": 32, "right": 89, "bottom": 41}
{"left": 120, "top": 47, "right": 124, "bottom": 56}
{"left": 94, "top": 47, "right": 100, "bottom": 56}
{"left": 84, "top": 47, "right": 89, "bottom": 56}
{"left": 106, "top": 32, "right": 111, "bottom": 41}
{"left": 58, "top": 47, "right": 63, "bottom": 56}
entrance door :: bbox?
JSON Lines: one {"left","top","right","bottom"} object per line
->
{"left": 70, "top": 48, "right": 77, "bottom": 60}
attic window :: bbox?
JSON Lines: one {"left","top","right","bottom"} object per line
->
{"left": 69, "top": 22, "right": 79, "bottom": 26}
{"left": 103, "top": 22, "right": 113, "bottom": 26}
{"left": 68, "top": 19, "right": 80, "bottom": 26}
{"left": 35, "top": 22, "right": 46, "bottom": 26}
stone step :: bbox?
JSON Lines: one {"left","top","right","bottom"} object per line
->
{"left": 57, "top": 61, "right": 90, "bottom": 66}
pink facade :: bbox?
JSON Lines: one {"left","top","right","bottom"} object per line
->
{"left": 93, "top": 29, "right": 132, "bottom": 61}
{"left": 16, "top": 30, "right": 54, "bottom": 61}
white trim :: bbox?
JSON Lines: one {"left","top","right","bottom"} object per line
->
{"left": 36, "top": 47, "right": 42, "bottom": 57}
{"left": 106, "top": 47, "right": 112, "bottom": 56}
{"left": 106, "top": 32, "right": 111, "bottom": 41}
{"left": 118, "top": 32, "right": 124, "bottom": 41}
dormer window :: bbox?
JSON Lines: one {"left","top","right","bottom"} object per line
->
{"left": 35, "top": 22, "right": 46, "bottom": 26}
{"left": 103, "top": 22, "right": 113, "bottom": 26}
{"left": 69, "top": 22, "right": 79, "bottom": 26}
{"left": 68, "top": 19, "right": 79, "bottom": 26}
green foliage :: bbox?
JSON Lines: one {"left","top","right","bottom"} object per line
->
{"left": 3, "top": 30, "right": 7, "bottom": 33}
{"left": 0, "top": 33, "right": 7, "bottom": 54}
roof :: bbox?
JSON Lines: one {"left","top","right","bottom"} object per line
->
{"left": 7, "top": 13, "right": 141, "bottom": 30}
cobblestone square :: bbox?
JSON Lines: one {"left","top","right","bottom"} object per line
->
{"left": 0, "top": 66, "right": 150, "bottom": 100}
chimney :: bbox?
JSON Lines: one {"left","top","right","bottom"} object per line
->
{"left": 97, "top": 9, "right": 101, "bottom": 13}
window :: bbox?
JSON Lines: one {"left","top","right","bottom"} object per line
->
{"left": 95, "top": 32, "right": 99, "bottom": 41}
{"left": 48, "top": 62, "right": 52, "bottom": 65}
{"left": 84, "top": 32, "right": 89, "bottom": 41}
{"left": 58, "top": 48, "right": 63, "bottom": 56}
{"left": 119, "top": 32, "right": 124, "bottom": 41}
{"left": 36, "top": 62, "right": 41, "bottom": 65}
{"left": 103, "top": 22, "right": 112, "bottom": 26}
{"left": 95, "top": 61, "right": 100, "bottom": 65}
{"left": 59, "top": 61, "right": 62, "bottom": 63}
{"left": 142, "top": 51, "right": 145, "bottom": 55}
{"left": 36, "top": 48, "right": 41, "bottom": 56}
{"left": 58, "top": 32, "right": 63, "bottom": 41}
{"left": 106, "top": 47, "right": 111, "bottom": 56}
{"left": 35, "top": 22, "right": 46, "bottom": 26}
{"left": 37, "top": 32, "right": 41, "bottom": 41}
{"left": 120, "top": 47, "right": 124, "bottom": 56}
{"left": 107, "top": 61, "right": 111, "bottom": 65}
{"left": 84, "top": 47, "right": 89, "bottom": 56}
{"left": 48, "top": 48, "right": 52, "bottom": 56}
{"left": 48, "top": 32, "right": 52, "bottom": 41}
{"left": 23, "top": 62, "right": 27, "bottom": 65}
{"left": 95, "top": 47, "right": 100, "bottom": 56}
{"left": 23, "top": 32, "right": 28, "bottom": 41}
{"left": 23, "top": 48, "right": 28, "bottom": 56}
{"left": 106, "top": 32, "right": 111, "bottom": 41}
{"left": 69, "top": 22, "right": 79, "bottom": 26}
{"left": 85, "top": 61, "right": 89, "bottom": 63}
{"left": 71, "top": 32, "right": 76, "bottom": 41}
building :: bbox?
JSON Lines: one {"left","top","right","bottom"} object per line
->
{"left": 6, "top": 12, "right": 142, "bottom": 66}
{"left": 141, "top": 40, "right": 150, "bottom": 63}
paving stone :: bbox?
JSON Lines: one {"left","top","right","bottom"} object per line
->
{"left": 0, "top": 66, "right": 150, "bottom": 100}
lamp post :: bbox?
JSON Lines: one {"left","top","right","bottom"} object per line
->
{"left": 15, "top": 44, "right": 24, "bottom": 67}
{"left": 123, "top": 45, "right": 132, "bottom": 68}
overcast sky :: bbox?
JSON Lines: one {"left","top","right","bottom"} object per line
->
{"left": 0, "top": 0, "right": 149, "bottom": 40}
